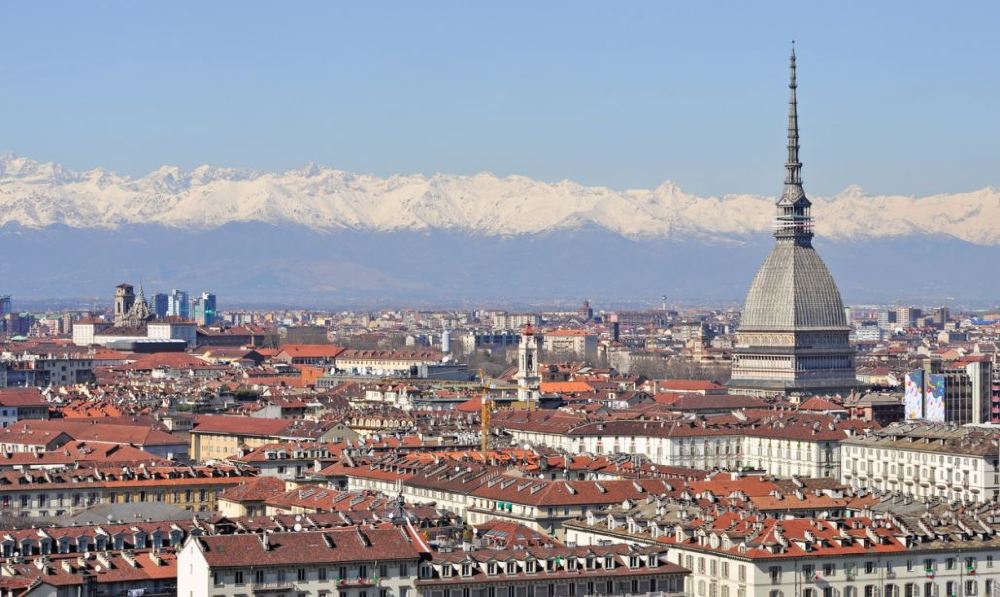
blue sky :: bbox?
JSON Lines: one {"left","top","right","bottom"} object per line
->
{"left": 0, "top": 1, "right": 997, "bottom": 197}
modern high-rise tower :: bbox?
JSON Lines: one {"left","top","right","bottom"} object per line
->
{"left": 729, "top": 46, "right": 857, "bottom": 398}
{"left": 153, "top": 293, "right": 169, "bottom": 318}
{"left": 192, "top": 291, "right": 218, "bottom": 326}
{"left": 167, "top": 289, "right": 190, "bottom": 319}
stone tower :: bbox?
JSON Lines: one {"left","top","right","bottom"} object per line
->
{"left": 728, "top": 45, "right": 857, "bottom": 398}
{"left": 114, "top": 283, "right": 136, "bottom": 327}
{"left": 516, "top": 324, "right": 541, "bottom": 402}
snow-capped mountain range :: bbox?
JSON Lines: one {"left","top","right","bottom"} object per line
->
{"left": 1, "top": 153, "right": 998, "bottom": 244}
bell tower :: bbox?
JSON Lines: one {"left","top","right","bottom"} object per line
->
{"left": 114, "top": 284, "right": 135, "bottom": 327}
{"left": 516, "top": 324, "right": 540, "bottom": 402}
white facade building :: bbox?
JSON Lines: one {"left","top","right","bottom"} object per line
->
{"left": 841, "top": 422, "right": 1000, "bottom": 503}
{"left": 147, "top": 320, "right": 198, "bottom": 348}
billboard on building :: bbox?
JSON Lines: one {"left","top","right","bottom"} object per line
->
{"left": 924, "top": 373, "right": 945, "bottom": 422}
{"left": 904, "top": 370, "right": 924, "bottom": 420}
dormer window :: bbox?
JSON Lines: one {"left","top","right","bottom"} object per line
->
{"left": 506, "top": 561, "right": 518, "bottom": 575}
{"left": 648, "top": 554, "right": 659, "bottom": 568}
{"left": 567, "top": 558, "right": 577, "bottom": 571}
{"left": 586, "top": 556, "right": 596, "bottom": 570}
{"left": 442, "top": 565, "right": 453, "bottom": 578}
{"left": 461, "top": 563, "right": 473, "bottom": 577}
{"left": 629, "top": 556, "right": 640, "bottom": 569}
{"left": 605, "top": 556, "right": 615, "bottom": 569}
{"left": 487, "top": 562, "right": 498, "bottom": 576}
{"left": 526, "top": 560, "right": 537, "bottom": 574}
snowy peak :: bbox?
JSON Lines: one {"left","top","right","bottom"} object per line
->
{"left": 0, "top": 153, "right": 998, "bottom": 245}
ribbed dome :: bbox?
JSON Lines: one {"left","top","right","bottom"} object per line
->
{"left": 740, "top": 241, "right": 848, "bottom": 331}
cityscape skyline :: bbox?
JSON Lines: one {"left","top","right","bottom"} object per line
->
{"left": 0, "top": 8, "right": 999, "bottom": 596}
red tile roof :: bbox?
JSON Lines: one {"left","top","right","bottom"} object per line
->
{"left": 7, "top": 420, "right": 183, "bottom": 447}
{"left": 656, "top": 380, "right": 726, "bottom": 392}
{"left": 195, "top": 527, "right": 423, "bottom": 567}
{"left": 0, "top": 387, "right": 47, "bottom": 407}
{"left": 277, "top": 344, "right": 345, "bottom": 358}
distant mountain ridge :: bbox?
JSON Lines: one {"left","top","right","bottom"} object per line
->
{"left": 1, "top": 153, "right": 998, "bottom": 245}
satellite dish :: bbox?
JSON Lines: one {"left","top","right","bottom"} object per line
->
{"left": 294, "top": 515, "right": 302, "bottom": 522}
{"left": 95, "top": 565, "right": 102, "bottom": 572}
{"left": 293, "top": 523, "right": 303, "bottom": 532}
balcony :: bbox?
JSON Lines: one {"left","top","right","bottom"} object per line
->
{"left": 250, "top": 581, "right": 296, "bottom": 592}
{"left": 582, "top": 592, "right": 685, "bottom": 597}
{"left": 336, "top": 578, "right": 380, "bottom": 588}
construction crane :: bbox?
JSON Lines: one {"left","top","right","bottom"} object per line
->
{"left": 478, "top": 369, "right": 494, "bottom": 458}
{"left": 478, "top": 369, "right": 518, "bottom": 459}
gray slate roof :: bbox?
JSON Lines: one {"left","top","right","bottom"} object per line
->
{"left": 740, "top": 240, "right": 848, "bottom": 332}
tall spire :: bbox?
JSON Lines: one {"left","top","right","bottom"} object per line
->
{"left": 775, "top": 41, "right": 813, "bottom": 243}
{"left": 783, "top": 41, "right": 803, "bottom": 199}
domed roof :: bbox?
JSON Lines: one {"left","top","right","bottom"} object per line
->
{"left": 740, "top": 241, "right": 848, "bottom": 332}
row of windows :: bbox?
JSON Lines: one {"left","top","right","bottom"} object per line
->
{"left": 214, "top": 563, "right": 411, "bottom": 586}
{"left": 685, "top": 555, "right": 748, "bottom": 581}
{"left": 436, "top": 554, "right": 657, "bottom": 578}
{"left": 418, "top": 578, "right": 680, "bottom": 597}
{"left": 216, "top": 588, "right": 398, "bottom": 597}
{"left": 846, "top": 447, "right": 991, "bottom": 468}
{"left": 768, "top": 579, "right": 991, "bottom": 597}
{"left": 768, "top": 556, "right": 992, "bottom": 582}
{"left": 3, "top": 531, "right": 183, "bottom": 556}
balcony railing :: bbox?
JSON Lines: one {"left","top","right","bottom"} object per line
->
{"left": 250, "top": 581, "right": 296, "bottom": 592}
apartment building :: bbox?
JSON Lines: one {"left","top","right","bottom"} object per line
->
{"left": 190, "top": 415, "right": 356, "bottom": 461}
{"left": 496, "top": 410, "right": 856, "bottom": 479}
{"left": 0, "top": 387, "right": 49, "bottom": 428}
{"left": 7, "top": 551, "right": 178, "bottom": 597}
{"left": 0, "top": 465, "right": 253, "bottom": 517}
{"left": 6, "top": 419, "right": 188, "bottom": 460}
{"left": 334, "top": 349, "right": 445, "bottom": 376}
{"left": 227, "top": 441, "right": 343, "bottom": 480}
{"left": 566, "top": 505, "right": 1000, "bottom": 597}
{"left": 926, "top": 357, "right": 994, "bottom": 425}
{"left": 274, "top": 344, "right": 346, "bottom": 366}
{"left": 333, "top": 458, "right": 683, "bottom": 539}
{"left": 416, "top": 544, "right": 688, "bottom": 597}
{"left": 178, "top": 527, "right": 426, "bottom": 597}
{"left": 542, "top": 329, "right": 598, "bottom": 360}
{"left": 841, "top": 422, "right": 1000, "bottom": 503}
{"left": 491, "top": 312, "right": 541, "bottom": 330}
